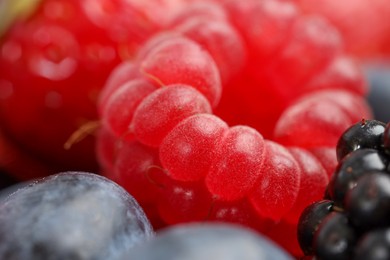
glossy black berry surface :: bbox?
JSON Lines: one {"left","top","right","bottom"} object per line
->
{"left": 328, "top": 148, "right": 388, "bottom": 206}
{"left": 314, "top": 212, "right": 356, "bottom": 260}
{"left": 298, "top": 119, "right": 390, "bottom": 260}
{"left": 297, "top": 200, "right": 334, "bottom": 255}
{"left": 354, "top": 229, "right": 390, "bottom": 260}
{"left": 345, "top": 173, "right": 390, "bottom": 231}
{"left": 336, "top": 119, "right": 386, "bottom": 161}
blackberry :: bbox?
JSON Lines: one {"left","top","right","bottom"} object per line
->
{"left": 336, "top": 119, "right": 386, "bottom": 161}
{"left": 297, "top": 200, "right": 334, "bottom": 255}
{"left": 328, "top": 148, "right": 388, "bottom": 207}
{"left": 298, "top": 119, "right": 390, "bottom": 259}
{"left": 345, "top": 173, "right": 390, "bottom": 231}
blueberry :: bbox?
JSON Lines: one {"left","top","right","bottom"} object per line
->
{"left": 124, "top": 223, "right": 294, "bottom": 260}
{"left": 365, "top": 61, "right": 390, "bottom": 123}
{"left": 0, "top": 171, "right": 154, "bottom": 259}
{"left": 336, "top": 119, "right": 386, "bottom": 162}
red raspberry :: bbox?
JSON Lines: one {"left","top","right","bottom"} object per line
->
{"left": 97, "top": 0, "right": 372, "bottom": 257}
{"left": 294, "top": 0, "right": 390, "bottom": 58}
{"left": 0, "top": 0, "right": 187, "bottom": 179}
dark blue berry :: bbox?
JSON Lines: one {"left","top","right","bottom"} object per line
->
{"left": 298, "top": 200, "right": 334, "bottom": 255}
{"left": 0, "top": 172, "right": 153, "bottom": 259}
{"left": 125, "top": 223, "right": 294, "bottom": 260}
{"left": 336, "top": 119, "right": 385, "bottom": 162}
{"left": 365, "top": 62, "right": 390, "bottom": 123}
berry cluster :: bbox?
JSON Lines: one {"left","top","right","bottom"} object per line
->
{"left": 96, "top": 0, "right": 372, "bottom": 255}
{"left": 298, "top": 119, "right": 390, "bottom": 259}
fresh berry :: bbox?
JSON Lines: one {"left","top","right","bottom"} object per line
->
{"left": 345, "top": 172, "right": 390, "bottom": 231}
{"left": 365, "top": 61, "right": 390, "bottom": 122}
{"left": 0, "top": 171, "right": 153, "bottom": 259}
{"left": 295, "top": 0, "right": 390, "bottom": 58}
{"left": 314, "top": 212, "right": 356, "bottom": 259}
{"left": 0, "top": 0, "right": 188, "bottom": 179}
{"left": 125, "top": 223, "right": 294, "bottom": 260}
{"left": 298, "top": 119, "right": 390, "bottom": 259}
{"left": 329, "top": 148, "right": 389, "bottom": 207}
{"left": 336, "top": 119, "right": 386, "bottom": 161}
{"left": 96, "top": 0, "right": 372, "bottom": 257}
{"left": 297, "top": 200, "right": 334, "bottom": 255}
{"left": 354, "top": 229, "right": 390, "bottom": 260}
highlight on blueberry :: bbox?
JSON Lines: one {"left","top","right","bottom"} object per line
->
{"left": 0, "top": 171, "right": 154, "bottom": 259}
{"left": 123, "top": 222, "right": 294, "bottom": 260}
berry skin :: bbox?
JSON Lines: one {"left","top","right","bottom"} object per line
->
{"left": 354, "top": 229, "right": 390, "bottom": 260}
{"left": 336, "top": 119, "right": 386, "bottom": 161}
{"left": 249, "top": 140, "right": 300, "bottom": 221}
{"left": 160, "top": 114, "right": 228, "bottom": 182}
{"left": 102, "top": 79, "right": 157, "bottom": 140}
{"left": 138, "top": 36, "right": 222, "bottom": 107}
{"left": 205, "top": 125, "right": 266, "bottom": 201}
{"left": 295, "top": 0, "right": 390, "bottom": 58}
{"left": 314, "top": 212, "right": 356, "bottom": 260}
{"left": 328, "top": 149, "right": 389, "bottom": 207}
{"left": 344, "top": 172, "right": 390, "bottom": 231}
{"left": 157, "top": 180, "right": 213, "bottom": 225}
{"left": 283, "top": 147, "right": 328, "bottom": 224}
{"left": 0, "top": 172, "right": 153, "bottom": 259}
{"left": 297, "top": 200, "right": 334, "bottom": 256}
{"left": 125, "top": 223, "right": 294, "bottom": 260}
{"left": 169, "top": 4, "right": 246, "bottom": 84}
{"left": 131, "top": 84, "right": 212, "bottom": 147}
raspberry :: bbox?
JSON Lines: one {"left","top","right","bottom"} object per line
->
{"left": 295, "top": 0, "right": 390, "bottom": 58}
{"left": 138, "top": 36, "right": 222, "bottom": 107}
{"left": 97, "top": 0, "right": 372, "bottom": 256}
{"left": 0, "top": 0, "right": 184, "bottom": 179}
{"left": 205, "top": 125, "right": 266, "bottom": 201}
{"left": 160, "top": 114, "right": 228, "bottom": 182}
{"left": 249, "top": 140, "right": 300, "bottom": 221}
{"left": 101, "top": 79, "right": 157, "bottom": 140}
{"left": 131, "top": 84, "right": 212, "bottom": 147}
{"left": 168, "top": 4, "right": 246, "bottom": 84}
{"left": 298, "top": 119, "right": 390, "bottom": 259}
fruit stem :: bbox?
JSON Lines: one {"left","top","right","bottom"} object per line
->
{"left": 64, "top": 121, "right": 100, "bottom": 150}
